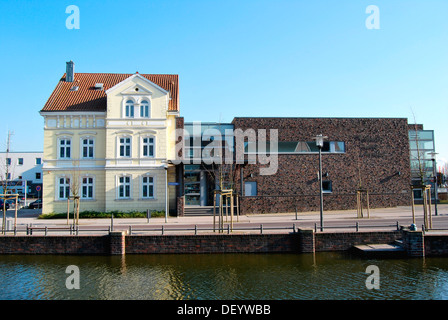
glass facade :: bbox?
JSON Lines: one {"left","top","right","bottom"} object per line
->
{"left": 409, "top": 129, "right": 436, "bottom": 199}
{"left": 183, "top": 123, "right": 234, "bottom": 206}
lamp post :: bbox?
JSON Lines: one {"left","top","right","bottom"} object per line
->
{"left": 314, "top": 134, "right": 327, "bottom": 231}
{"left": 163, "top": 163, "right": 169, "bottom": 223}
{"left": 428, "top": 152, "right": 439, "bottom": 216}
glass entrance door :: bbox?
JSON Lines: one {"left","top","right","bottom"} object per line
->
{"left": 184, "top": 165, "right": 208, "bottom": 206}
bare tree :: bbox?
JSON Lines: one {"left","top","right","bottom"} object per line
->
{"left": 69, "top": 160, "right": 81, "bottom": 225}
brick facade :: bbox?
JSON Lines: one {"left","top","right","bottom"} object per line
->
{"left": 232, "top": 117, "right": 412, "bottom": 214}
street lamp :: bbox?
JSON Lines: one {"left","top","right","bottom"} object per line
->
{"left": 428, "top": 152, "right": 439, "bottom": 216}
{"left": 313, "top": 134, "right": 328, "bottom": 231}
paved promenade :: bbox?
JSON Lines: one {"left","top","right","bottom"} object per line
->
{"left": 2, "top": 204, "right": 448, "bottom": 235}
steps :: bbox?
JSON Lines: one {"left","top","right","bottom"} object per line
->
{"left": 184, "top": 206, "right": 216, "bottom": 216}
{"left": 352, "top": 241, "right": 406, "bottom": 257}
{"left": 183, "top": 206, "right": 238, "bottom": 216}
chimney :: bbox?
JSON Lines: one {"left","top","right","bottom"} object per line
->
{"left": 66, "top": 60, "right": 75, "bottom": 82}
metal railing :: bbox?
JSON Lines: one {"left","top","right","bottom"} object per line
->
{"left": 10, "top": 221, "right": 405, "bottom": 236}
{"left": 314, "top": 221, "right": 401, "bottom": 232}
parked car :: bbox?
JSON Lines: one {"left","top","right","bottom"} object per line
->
{"left": 29, "top": 199, "right": 42, "bottom": 209}
{"left": 0, "top": 200, "right": 10, "bottom": 210}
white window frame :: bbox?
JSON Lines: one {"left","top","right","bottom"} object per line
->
{"left": 125, "top": 99, "right": 135, "bottom": 118}
{"left": 117, "top": 175, "right": 132, "bottom": 199}
{"left": 118, "top": 136, "right": 132, "bottom": 158}
{"left": 81, "top": 137, "right": 95, "bottom": 159}
{"left": 140, "top": 100, "right": 150, "bottom": 118}
{"left": 58, "top": 138, "right": 72, "bottom": 159}
{"left": 81, "top": 175, "right": 95, "bottom": 200}
{"left": 58, "top": 176, "right": 71, "bottom": 200}
{"left": 141, "top": 174, "right": 156, "bottom": 199}
{"left": 141, "top": 135, "right": 155, "bottom": 158}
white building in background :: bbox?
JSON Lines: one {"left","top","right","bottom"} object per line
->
{"left": 0, "top": 152, "right": 43, "bottom": 196}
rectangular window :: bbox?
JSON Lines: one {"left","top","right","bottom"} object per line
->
{"left": 35, "top": 173, "right": 41, "bottom": 180}
{"left": 142, "top": 176, "right": 154, "bottom": 198}
{"left": 244, "top": 141, "right": 345, "bottom": 154}
{"left": 81, "top": 177, "right": 94, "bottom": 199}
{"left": 35, "top": 158, "right": 42, "bottom": 165}
{"left": 118, "top": 176, "right": 131, "bottom": 199}
{"left": 82, "top": 138, "right": 94, "bottom": 158}
{"left": 18, "top": 158, "right": 24, "bottom": 165}
{"left": 322, "top": 181, "right": 333, "bottom": 193}
{"left": 140, "top": 105, "right": 149, "bottom": 118}
{"left": 59, "top": 139, "right": 71, "bottom": 159}
{"left": 59, "top": 177, "right": 70, "bottom": 199}
{"left": 119, "top": 137, "right": 131, "bottom": 157}
{"left": 125, "top": 105, "right": 134, "bottom": 118}
{"left": 142, "top": 137, "right": 155, "bottom": 157}
{"left": 6, "top": 158, "right": 11, "bottom": 165}
{"left": 244, "top": 181, "right": 257, "bottom": 196}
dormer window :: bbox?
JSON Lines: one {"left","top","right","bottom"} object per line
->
{"left": 140, "top": 100, "right": 150, "bottom": 118}
{"left": 125, "top": 100, "right": 134, "bottom": 118}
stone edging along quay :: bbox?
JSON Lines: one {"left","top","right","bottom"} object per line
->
{"left": 0, "top": 228, "right": 444, "bottom": 257}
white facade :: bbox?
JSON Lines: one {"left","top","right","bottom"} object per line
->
{"left": 0, "top": 152, "right": 43, "bottom": 194}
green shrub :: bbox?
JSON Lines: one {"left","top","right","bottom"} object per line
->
{"left": 38, "top": 210, "right": 166, "bottom": 219}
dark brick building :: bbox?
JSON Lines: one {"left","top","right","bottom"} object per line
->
{"left": 232, "top": 117, "right": 412, "bottom": 213}
{"left": 175, "top": 117, "right": 412, "bottom": 214}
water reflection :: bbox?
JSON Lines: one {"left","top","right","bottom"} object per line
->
{"left": 1, "top": 253, "right": 448, "bottom": 300}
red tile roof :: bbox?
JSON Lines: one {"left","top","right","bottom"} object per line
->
{"left": 41, "top": 73, "right": 179, "bottom": 112}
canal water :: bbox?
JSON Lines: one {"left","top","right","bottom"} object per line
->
{"left": 1, "top": 252, "right": 448, "bottom": 300}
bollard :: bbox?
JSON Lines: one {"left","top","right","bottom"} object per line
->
{"left": 162, "top": 225, "right": 164, "bottom": 235}
{"left": 45, "top": 226, "right": 48, "bottom": 236}
{"left": 147, "top": 209, "right": 151, "bottom": 223}
{"left": 260, "top": 224, "right": 263, "bottom": 234}
{"left": 195, "top": 225, "right": 197, "bottom": 235}
{"left": 129, "top": 225, "right": 132, "bottom": 235}
{"left": 356, "top": 222, "right": 359, "bottom": 232}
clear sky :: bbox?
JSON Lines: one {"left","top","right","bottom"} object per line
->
{"left": 0, "top": 0, "right": 447, "bottom": 169}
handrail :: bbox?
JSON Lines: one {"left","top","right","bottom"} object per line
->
{"left": 314, "top": 221, "right": 401, "bottom": 232}
{"left": 14, "top": 221, "right": 404, "bottom": 236}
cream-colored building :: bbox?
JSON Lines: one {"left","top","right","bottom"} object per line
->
{"left": 39, "top": 61, "right": 179, "bottom": 214}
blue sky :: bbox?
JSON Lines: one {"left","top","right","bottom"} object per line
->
{"left": 0, "top": 0, "right": 447, "bottom": 168}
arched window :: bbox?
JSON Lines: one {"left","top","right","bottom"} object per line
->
{"left": 125, "top": 100, "right": 134, "bottom": 118}
{"left": 140, "top": 100, "right": 150, "bottom": 118}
